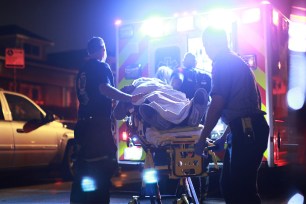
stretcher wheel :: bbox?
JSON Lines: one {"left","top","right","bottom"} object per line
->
{"left": 174, "top": 194, "right": 190, "bottom": 204}
{"left": 128, "top": 196, "right": 140, "bottom": 204}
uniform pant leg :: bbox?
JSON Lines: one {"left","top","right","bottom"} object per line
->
{"left": 220, "top": 145, "right": 232, "bottom": 203}
{"left": 70, "top": 158, "right": 118, "bottom": 204}
{"left": 227, "top": 115, "right": 269, "bottom": 204}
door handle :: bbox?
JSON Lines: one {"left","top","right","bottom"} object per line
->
{"left": 17, "top": 128, "right": 25, "bottom": 133}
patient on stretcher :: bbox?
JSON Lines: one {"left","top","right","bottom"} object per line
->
{"left": 113, "top": 77, "right": 208, "bottom": 130}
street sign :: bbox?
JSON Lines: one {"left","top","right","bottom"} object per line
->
{"left": 5, "top": 48, "right": 25, "bottom": 69}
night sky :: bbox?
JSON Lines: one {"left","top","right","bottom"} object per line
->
{"left": 0, "top": 0, "right": 293, "bottom": 55}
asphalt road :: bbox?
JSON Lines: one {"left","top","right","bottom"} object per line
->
{"left": 0, "top": 164, "right": 305, "bottom": 203}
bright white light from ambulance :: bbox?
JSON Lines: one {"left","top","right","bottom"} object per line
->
{"left": 124, "top": 146, "right": 143, "bottom": 160}
{"left": 115, "top": 19, "right": 122, "bottom": 26}
{"left": 287, "top": 87, "right": 304, "bottom": 110}
{"left": 241, "top": 8, "right": 261, "bottom": 24}
{"left": 272, "top": 10, "right": 279, "bottom": 26}
{"left": 288, "top": 52, "right": 306, "bottom": 110}
{"left": 143, "top": 168, "right": 158, "bottom": 184}
{"left": 141, "top": 17, "right": 164, "bottom": 38}
{"left": 206, "top": 9, "right": 236, "bottom": 31}
{"left": 177, "top": 15, "right": 194, "bottom": 32}
{"left": 289, "top": 21, "right": 306, "bottom": 52}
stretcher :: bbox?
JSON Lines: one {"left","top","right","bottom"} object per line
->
{"left": 125, "top": 112, "right": 218, "bottom": 204}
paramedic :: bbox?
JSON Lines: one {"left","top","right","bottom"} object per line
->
{"left": 170, "top": 53, "right": 212, "bottom": 203}
{"left": 195, "top": 26, "right": 269, "bottom": 203}
{"left": 70, "top": 37, "right": 142, "bottom": 204}
{"left": 171, "top": 53, "right": 212, "bottom": 202}
{"left": 170, "top": 52, "right": 211, "bottom": 99}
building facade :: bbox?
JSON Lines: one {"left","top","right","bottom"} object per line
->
{"left": 0, "top": 25, "right": 78, "bottom": 120}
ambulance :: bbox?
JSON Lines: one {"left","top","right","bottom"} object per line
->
{"left": 113, "top": 1, "right": 300, "bottom": 167}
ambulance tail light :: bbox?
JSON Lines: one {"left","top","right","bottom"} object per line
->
{"left": 121, "top": 131, "right": 128, "bottom": 141}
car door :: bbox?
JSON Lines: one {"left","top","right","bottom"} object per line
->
{"left": 4, "top": 92, "right": 59, "bottom": 168}
{"left": 0, "top": 94, "right": 14, "bottom": 168}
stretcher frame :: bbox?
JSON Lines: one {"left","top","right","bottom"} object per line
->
{"left": 125, "top": 113, "right": 215, "bottom": 204}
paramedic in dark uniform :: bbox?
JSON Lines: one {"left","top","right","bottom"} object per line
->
{"left": 70, "top": 37, "right": 142, "bottom": 204}
{"left": 171, "top": 52, "right": 212, "bottom": 203}
{"left": 195, "top": 26, "right": 269, "bottom": 204}
{"left": 171, "top": 52, "right": 211, "bottom": 99}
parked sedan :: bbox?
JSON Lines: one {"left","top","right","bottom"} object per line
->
{"left": 0, "top": 89, "right": 75, "bottom": 179}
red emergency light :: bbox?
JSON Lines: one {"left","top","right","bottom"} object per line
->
{"left": 122, "top": 131, "right": 128, "bottom": 141}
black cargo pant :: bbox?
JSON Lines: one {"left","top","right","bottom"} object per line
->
{"left": 70, "top": 119, "right": 118, "bottom": 204}
{"left": 220, "top": 114, "right": 269, "bottom": 204}
{"left": 70, "top": 156, "right": 117, "bottom": 204}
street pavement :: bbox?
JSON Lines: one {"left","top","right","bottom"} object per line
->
{"left": 110, "top": 163, "right": 306, "bottom": 203}
{"left": 0, "top": 163, "right": 304, "bottom": 203}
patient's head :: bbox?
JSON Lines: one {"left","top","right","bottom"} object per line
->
{"left": 155, "top": 66, "right": 173, "bottom": 84}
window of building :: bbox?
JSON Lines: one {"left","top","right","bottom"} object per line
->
{"left": 24, "top": 43, "right": 40, "bottom": 57}
{"left": 19, "top": 84, "right": 44, "bottom": 105}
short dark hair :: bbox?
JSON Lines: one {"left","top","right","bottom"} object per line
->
{"left": 183, "top": 52, "right": 196, "bottom": 68}
{"left": 87, "top": 37, "right": 105, "bottom": 54}
{"left": 202, "top": 26, "right": 228, "bottom": 48}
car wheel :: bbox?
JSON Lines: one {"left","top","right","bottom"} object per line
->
{"left": 61, "top": 141, "right": 75, "bottom": 180}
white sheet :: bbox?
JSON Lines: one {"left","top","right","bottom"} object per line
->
{"left": 131, "top": 78, "right": 192, "bottom": 124}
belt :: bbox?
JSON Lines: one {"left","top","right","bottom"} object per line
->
{"left": 84, "top": 155, "right": 110, "bottom": 162}
{"left": 78, "top": 116, "right": 110, "bottom": 121}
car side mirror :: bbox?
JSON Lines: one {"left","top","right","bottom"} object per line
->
{"left": 21, "top": 111, "right": 55, "bottom": 133}
{"left": 22, "top": 119, "right": 43, "bottom": 133}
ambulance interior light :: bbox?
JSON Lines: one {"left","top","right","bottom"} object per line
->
{"left": 125, "top": 64, "right": 142, "bottom": 79}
